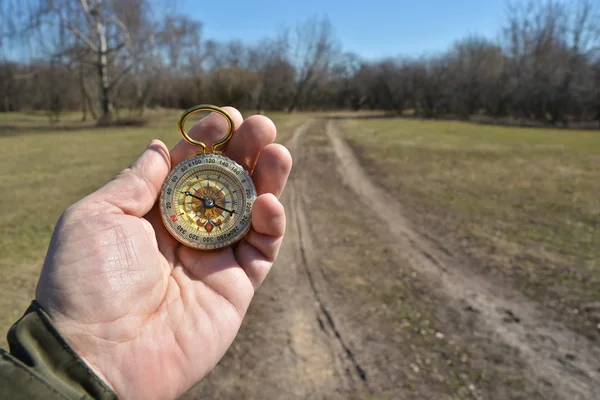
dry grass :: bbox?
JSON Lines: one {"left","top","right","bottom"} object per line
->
{"left": 0, "top": 109, "right": 304, "bottom": 345}
{"left": 339, "top": 117, "right": 600, "bottom": 336}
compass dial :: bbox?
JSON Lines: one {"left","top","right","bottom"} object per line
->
{"left": 160, "top": 154, "right": 256, "bottom": 250}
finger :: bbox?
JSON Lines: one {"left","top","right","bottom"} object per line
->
{"left": 224, "top": 115, "right": 276, "bottom": 172}
{"left": 234, "top": 193, "right": 285, "bottom": 289}
{"left": 251, "top": 144, "right": 293, "bottom": 197}
{"left": 170, "top": 106, "right": 243, "bottom": 166}
{"left": 88, "top": 140, "right": 171, "bottom": 216}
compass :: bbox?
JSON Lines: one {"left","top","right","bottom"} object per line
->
{"left": 160, "top": 105, "right": 256, "bottom": 250}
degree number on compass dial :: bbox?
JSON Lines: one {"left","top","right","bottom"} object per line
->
{"left": 160, "top": 154, "right": 256, "bottom": 250}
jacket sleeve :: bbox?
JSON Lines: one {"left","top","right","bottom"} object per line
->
{"left": 0, "top": 301, "right": 118, "bottom": 400}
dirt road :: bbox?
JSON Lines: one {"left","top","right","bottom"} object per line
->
{"left": 185, "top": 118, "right": 600, "bottom": 399}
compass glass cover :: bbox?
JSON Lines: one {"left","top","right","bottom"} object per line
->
{"left": 160, "top": 154, "right": 256, "bottom": 250}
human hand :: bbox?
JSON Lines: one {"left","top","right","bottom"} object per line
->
{"left": 35, "top": 108, "right": 292, "bottom": 399}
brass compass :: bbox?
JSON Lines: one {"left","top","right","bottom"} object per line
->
{"left": 160, "top": 105, "right": 256, "bottom": 250}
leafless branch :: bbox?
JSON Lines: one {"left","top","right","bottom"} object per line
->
{"left": 47, "top": 0, "right": 99, "bottom": 53}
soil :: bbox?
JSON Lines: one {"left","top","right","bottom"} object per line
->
{"left": 183, "top": 118, "right": 600, "bottom": 400}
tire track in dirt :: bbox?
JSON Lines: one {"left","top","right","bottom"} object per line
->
{"left": 240, "top": 118, "right": 357, "bottom": 397}
{"left": 187, "top": 120, "right": 358, "bottom": 399}
{"left": 326, "top": 120, "right": 600, "bottom": 400}
{"left": 269, "top": 119, "right": 354, "bottom": 396}
{"left": 286, "top": 123, "right": 370, "bottom": 392}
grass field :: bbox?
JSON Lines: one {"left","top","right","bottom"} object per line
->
{"left": 339, "top": 117, "right": 600, "bottom": 335}
{"left": 0, "top": 109, "right": 306, "bottom": 341}
{"left": 1, "top": 111, "right": 599, "bottom": 397}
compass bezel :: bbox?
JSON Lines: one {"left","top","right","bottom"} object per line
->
{"left": 159, "top": 154, "right": 256, "bottom": 250}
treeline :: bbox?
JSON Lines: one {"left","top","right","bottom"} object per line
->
{"left": 1, "top": 0, "right": 599, "bottom": 127}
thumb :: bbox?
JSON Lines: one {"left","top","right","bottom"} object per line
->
{"left": 87, "top": 140, "right": 171, "bottom": 217}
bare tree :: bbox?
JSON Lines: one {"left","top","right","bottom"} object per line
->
{"left": 204, "top": 40, "right": 249, "bottom": 70}
{"left": 245, "top": 37, "right": 295, "bottom": 111}
{"left": 284, "top": 17, "right": 340, "bottom": 112}
{"left": 158, "top": 15, "right": 202, "bottom": 71}
{"left": 2, "top": 0, "right": 600, "bottom": 126}
{"left": 446, "top": 36, "right": 505, "bottom": 118}
{"left": 331, "top": 52, "right": 364, "bottom": 109}
{"left": 4, "top": 0, "right": 157, "bottom": 123}
{"left": 501, "top": 0, "right": 598, "bottom": 125}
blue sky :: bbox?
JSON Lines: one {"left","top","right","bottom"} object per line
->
{"left": 176, "top": 0, "right": 525, "bottom": 59}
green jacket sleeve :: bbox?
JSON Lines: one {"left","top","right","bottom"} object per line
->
{"left": 0, "top": 301, "right": 118, "bottom": 400}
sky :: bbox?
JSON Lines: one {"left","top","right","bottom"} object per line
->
{"left": 175, "top": 0, "right": 525, "bottom": 60}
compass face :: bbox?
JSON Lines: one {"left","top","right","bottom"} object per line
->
{"left": 160, "top": 154, "right": 256, "bottom": 250}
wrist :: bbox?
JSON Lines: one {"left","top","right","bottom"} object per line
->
{"left": 7, "top": 301, "right": 118, "bottom": 399}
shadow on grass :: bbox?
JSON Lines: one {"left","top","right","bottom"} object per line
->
{"left": 0, "top": 125, "right": 85, "bottom": 137}
{"left": 327, "top": 113, "right": 600, "bottom": 131}
{"left": 0, "top": 118, "right": 149, "bottom": 137}
{"left": 327, "top": 113, "right": 399, "bottom": 120}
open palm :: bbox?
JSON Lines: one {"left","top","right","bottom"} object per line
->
{"left": 35, "top": 108, "right": 291, "bottom": 400}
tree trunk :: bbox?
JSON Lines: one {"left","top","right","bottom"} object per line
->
{"left": 135, "top": 71, "right": 155, "bottom": 117}
{"left": 79, "top": 65, "right": 88, "bottom": 121}
{"left": 287, "top": 89, "right": 301, "bottom": 112}
{"left": 98, "top": 54, "right": 113, "bottom": 123}
{"left": 97, "top": 21, "right": 113, "bottom": 125}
